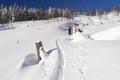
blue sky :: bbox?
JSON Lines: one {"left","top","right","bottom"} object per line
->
{"left": 0, "top": 0, "right": 120, "bottom": 11}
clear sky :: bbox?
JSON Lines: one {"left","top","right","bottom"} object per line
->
{"left": 0, "top": 0, "right": 120, "bottom": 11}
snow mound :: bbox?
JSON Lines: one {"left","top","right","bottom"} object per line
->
{"left": 59, "top": 21, "right": 81, "bottom": 32}
{"left": 91, "top": 26, "right": 120, "bottom": 40}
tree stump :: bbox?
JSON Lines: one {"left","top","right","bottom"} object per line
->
{"left": 68, "top": 26, "right": 73, "bottom": 35}
{"left": 35, "top": 41, "right": 44, "bottom": 63}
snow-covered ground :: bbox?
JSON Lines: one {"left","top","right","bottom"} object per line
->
{"left": 0, "top": 20, "right": 66, "bottom": 80}
{"left": 1, "top": 12, "right": 120, "bottom": 80}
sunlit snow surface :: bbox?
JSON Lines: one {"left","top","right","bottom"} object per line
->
{"left": 1, "top": 13, "right": 120, "bottom": 80}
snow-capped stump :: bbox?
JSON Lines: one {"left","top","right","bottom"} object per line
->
{"left": 68, "top": 25, "right": 77, "bottom": 35}
{"left": 21, "top": 41, "right": 46, "bottom": 69}
{"left": 35, "top": 41, "right": 44, "bottom": 63}
{"left": 68, "top": 26, "right": 73, "bottom": 35}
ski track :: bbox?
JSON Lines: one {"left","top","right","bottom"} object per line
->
{"left": 50, "top": 39, "right": 64, "bottom": 80}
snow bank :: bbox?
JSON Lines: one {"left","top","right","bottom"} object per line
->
{"left": 91, "top": 26, "right": 120, "bottom": 40}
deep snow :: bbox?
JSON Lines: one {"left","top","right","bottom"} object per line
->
{"left": 1, "top": 13, "right": 120, "bottom": 80}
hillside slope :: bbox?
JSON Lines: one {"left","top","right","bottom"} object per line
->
{"left": 1, "top": 13, "right": 120, "bottom": 80}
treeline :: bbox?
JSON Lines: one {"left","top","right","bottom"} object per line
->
{"left": 83, "top": 7, "right": 120, "bottom": 16}
{"left": 1, "top": 4, "right": 120, "bottom": 24}
{"left": 0, "top": 4, "right": 72, "bottom": 24}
